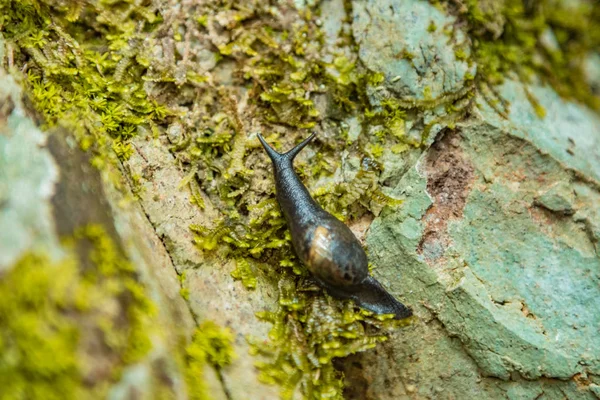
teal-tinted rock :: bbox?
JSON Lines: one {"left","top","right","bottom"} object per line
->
{"left": 0, "top": 68, "right": 60, "bottom": 270}
{"left": 535, "top": 181, "right": 576, "bottom": 214}
{"left": 362, "top": 77, "right": 600, "bottom": 395}
{"left": 476, "top": 79, "right": 600, "bottom": 184}
{"left": 590, "top": 383, "right": 600, "bottom": 399}
{"left": 352, "top": 0, "right": 476, "bottom": 103}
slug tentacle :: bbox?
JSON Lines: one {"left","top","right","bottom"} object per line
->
{"left": 259, "top": 133, "right": 412, "bottom": 320}
{"left": 257, "top": 133, "right": 316, "bottom": 171}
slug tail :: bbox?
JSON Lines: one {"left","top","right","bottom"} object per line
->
{"left": 353, "top": 276, "right": 413, "bottom": 320}
{"left": 257, "top": 133, "right": 316, "bottom": 168}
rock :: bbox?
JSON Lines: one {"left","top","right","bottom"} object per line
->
{"left": 0, "top": 70, "right": 61, "bottom": 270}
{"left": 535, "top": 181, "right": 576, "bottom": 214}
{"left": 339, "top": 78, "right": 600, "bottom": 398}
{"left": 4, "top": 1, "right": 600, "bottom": 399}
{"left": 352, "top": 0, "right": 476, "bottom": 104}
{"left": 590, "top": 384, "right": 600, "bottom": 399}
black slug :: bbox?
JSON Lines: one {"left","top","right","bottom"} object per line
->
{"left": 257, "top": 133, "right": 412, "bottom": 320}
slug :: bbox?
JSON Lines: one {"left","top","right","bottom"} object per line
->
{"left": 257, "top": 133, "right": 412, "bottom": 320}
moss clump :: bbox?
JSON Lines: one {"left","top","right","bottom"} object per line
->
{"left": 184, "top": 321, "right": 235, "bottom": 400}
{"left": 72, "top": 224, "right": 156, "bottom": 365}
{"left": 250, "top": 286, "right": 407, "bottom": 400}
{"left": 0, "top": 224, "right": 161, "bottom": 399}
{"left": 0, "top": 0, "right": 176, "bottom": 169}
{"left": 231, "top": 257, "right": 258, "bottom": 289}
{"left": 0, "top": 252, "right": 81, "bottom": 400}
{"left": 192, "top": 174, "right": 408, "bottom": 400}
{"left": 443, "top": 0, "right": 600, "bottom": 111}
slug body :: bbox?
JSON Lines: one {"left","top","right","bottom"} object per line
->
{"left": 258, "top": 133, "right": 412, "bottom": 320}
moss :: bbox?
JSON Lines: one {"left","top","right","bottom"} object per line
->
{"left": 399, "top": 49, "right": 415, "bottom": 61}
{"left": 423, "top": 85, "right": 433, "bottom": 100}
{"left": 184, "top": 321, "right": 235, "bottom": 400}
{"left": 72, "top": 224, "right": 156, "bottom": 365}
{"left": 454, "top": 48, "right": 468, "bottom": 61}
{"left": 0, "top": 0, "right": 178, "bottom": 173}
{"left": 0, "top": 224, "right": 162, "bottom": 399}
{"left": 443, "top": 0, "right": 600, "bottom": 111}
{"left": 524, "top": 86, "right": 547, "bottom": 118}
{"left": 249, "top": 289, "right": 410, "bottom": 400}
{"left": 0, "top": 252, "right": 81, "bottom": 400}
{"left": 231, "top": 257, "right": 258, "bottom": 290}
{"left": 180, "top": 287, "right": 191, "bottom": 301}
{"left": 180, "top": 3, "right": 416, "bottom": 397}
{"left": 192, "top": 155, "right": 409, "bottom": 400}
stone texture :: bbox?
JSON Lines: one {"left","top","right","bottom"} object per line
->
{"left": 339, "top": 79, "right": 600, "bottom": 398}
{"left": 125, "top": 133, "right": 280, "bottom": 400}
{"left": 352, "top": 0, "right": 476, "bottom": 103}
{"left": 0, "top": 69, "right": 61, "bottom": 269}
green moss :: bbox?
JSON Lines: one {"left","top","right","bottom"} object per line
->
{"left": 454, "top": 47, "right": 468, "bottom": 61}
{"left": 231, "top": 257, "right": 258, "bottom": 289}
{"left": 446, "top": 0, "right": 600, "bottom": 111}
{"left": 0, "top": 252, "right": 81, "bottom": 400}
{"left": 399, "top": 49, "right": 415, "bottom": 61}
{"left": 72, "top": 224, "right": 156, "bottom": 365}
{"left": 184, "top": 321, "right": 235, "bottom": 400}
{"left": 180, "top": 3, "right": 417, "bottom": 397}
{"left": 191, "top": 155, "right": 409, "bottom": 399}
{"left": 423, "top": 85, "right": 433, "bottom": 100}
{"left": 0, "top": 0, "right": 177, "bottom": 172}
{"left": 249, "top": 288, "right": 410, "bottom": 400}
{"left": 0, "top": 224, "right": 162, "bottom": 399}
{"left": 524, "top": 86, "right": 547, "bottom": 118}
